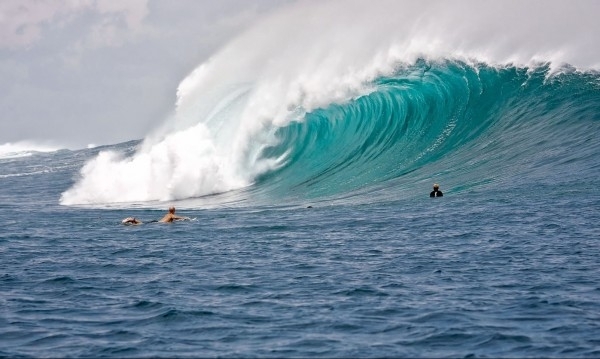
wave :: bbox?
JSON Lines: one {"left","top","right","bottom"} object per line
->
{"left": 60, "top": 0, "right": 600, "bottom": 206}
{"left": 254, "top": 61, "right": 600, "bottom": 202}
{"left": 0, "top": 141, "right": 63, "bottom": 159}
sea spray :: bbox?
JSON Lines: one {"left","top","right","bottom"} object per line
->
{"left": 60, "top": 122, "right": 248, "bottom": 204}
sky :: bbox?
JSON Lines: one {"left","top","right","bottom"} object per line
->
{"left": 0, "top": 0, "right": 293, "bottom": 149}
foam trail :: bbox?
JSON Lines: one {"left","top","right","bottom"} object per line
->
{"left": 61, "top": 0, "right": 600, "bottom": 205}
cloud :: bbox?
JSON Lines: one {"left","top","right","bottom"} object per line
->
{"left": 86, "top": 0, "right": 149, "bottom": 48}
{"left": 0, "top": 0, "right": 149, "bottom": 49}
{"left": 0, "top": 0, "right": 83, "bottom": 48}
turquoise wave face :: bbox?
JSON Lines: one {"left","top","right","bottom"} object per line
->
{"left": 253, "top": 60, "right": 600, "bottom": 203}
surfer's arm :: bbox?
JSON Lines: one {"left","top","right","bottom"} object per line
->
{"left": 172, "top": 215, "right": 191, "bottom": 221}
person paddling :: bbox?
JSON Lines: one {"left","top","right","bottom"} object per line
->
{"left": 121, "top": 217, "right": 142, "bottom": 225}
{"left": 158, "top": 206, "right": 190, "bottom": 223}
{"left": 121, "top": 206, "right": 190, "bottom": 225}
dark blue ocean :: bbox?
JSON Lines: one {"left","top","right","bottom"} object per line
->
{"left": 2, "top": 61, "right": 600, "bottom": 357}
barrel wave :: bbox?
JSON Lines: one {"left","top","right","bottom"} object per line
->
{"left": 60, "top": 0, "right": 600, "bottom": 207}
{"left": 251, "top": 61, "right": 600, "bottom": 204}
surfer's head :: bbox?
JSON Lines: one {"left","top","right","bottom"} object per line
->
{"left": 169, "top": 206, "right": 175, "bottom": 214}
{"left": 433, "top": 183, "right": 440, "bottom": 190}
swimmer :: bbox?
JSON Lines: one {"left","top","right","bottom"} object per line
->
{"left": 158, "top": 206, "right": 191, "bottom": 223}
{"left": 430, "top": 183, "right": 443, "bottom": 197}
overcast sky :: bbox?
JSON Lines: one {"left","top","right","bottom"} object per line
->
{"left": 0, "top": 0, "right": 294, "bottom": 149}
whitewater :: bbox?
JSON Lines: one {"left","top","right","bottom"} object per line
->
{"left": 2, "top": 1, "right": 600, "bottom": 357}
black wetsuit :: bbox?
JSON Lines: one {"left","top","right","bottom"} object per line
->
{"left": 430, "top": 190, "right": 443, "bottom": 197}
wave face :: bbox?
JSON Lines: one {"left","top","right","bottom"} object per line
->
{"left": 60, "top": 0, "right": 600, "bottom": 206}
{"left": 251, "top": 61, "right": 600, "bottom": 203}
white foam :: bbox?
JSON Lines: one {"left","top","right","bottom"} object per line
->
{"left": 61, "top": 0, "right": 600, "bottom": 205}
{"left": 61, "top": 122, "right": 248, "bottom": 204}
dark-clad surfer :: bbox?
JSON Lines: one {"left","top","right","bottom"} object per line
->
{"left": 430, "top": 183, "right": 443, "bottom": 197}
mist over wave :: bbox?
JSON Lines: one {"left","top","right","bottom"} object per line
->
{"left": 60, "top": 0, "right": 600, "bottom": 206}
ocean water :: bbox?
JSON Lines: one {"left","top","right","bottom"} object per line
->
{"left": 2, "top": 60, "right": 600, "bottom": 358}
{"left": 3, "top": 1, "right": 600, "bottom": 356}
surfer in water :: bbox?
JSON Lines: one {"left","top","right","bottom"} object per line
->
{"left": 121, "top": 206, "right": 191, "bottom": 225}
{"left": 430, "top": 183, "right": 443, "bottom": 197}
{"left": 159, "top": 206, "right": 190, "bottom": 223}
{"left": 121, "top": 217, "right": 142, "bottom": 225}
